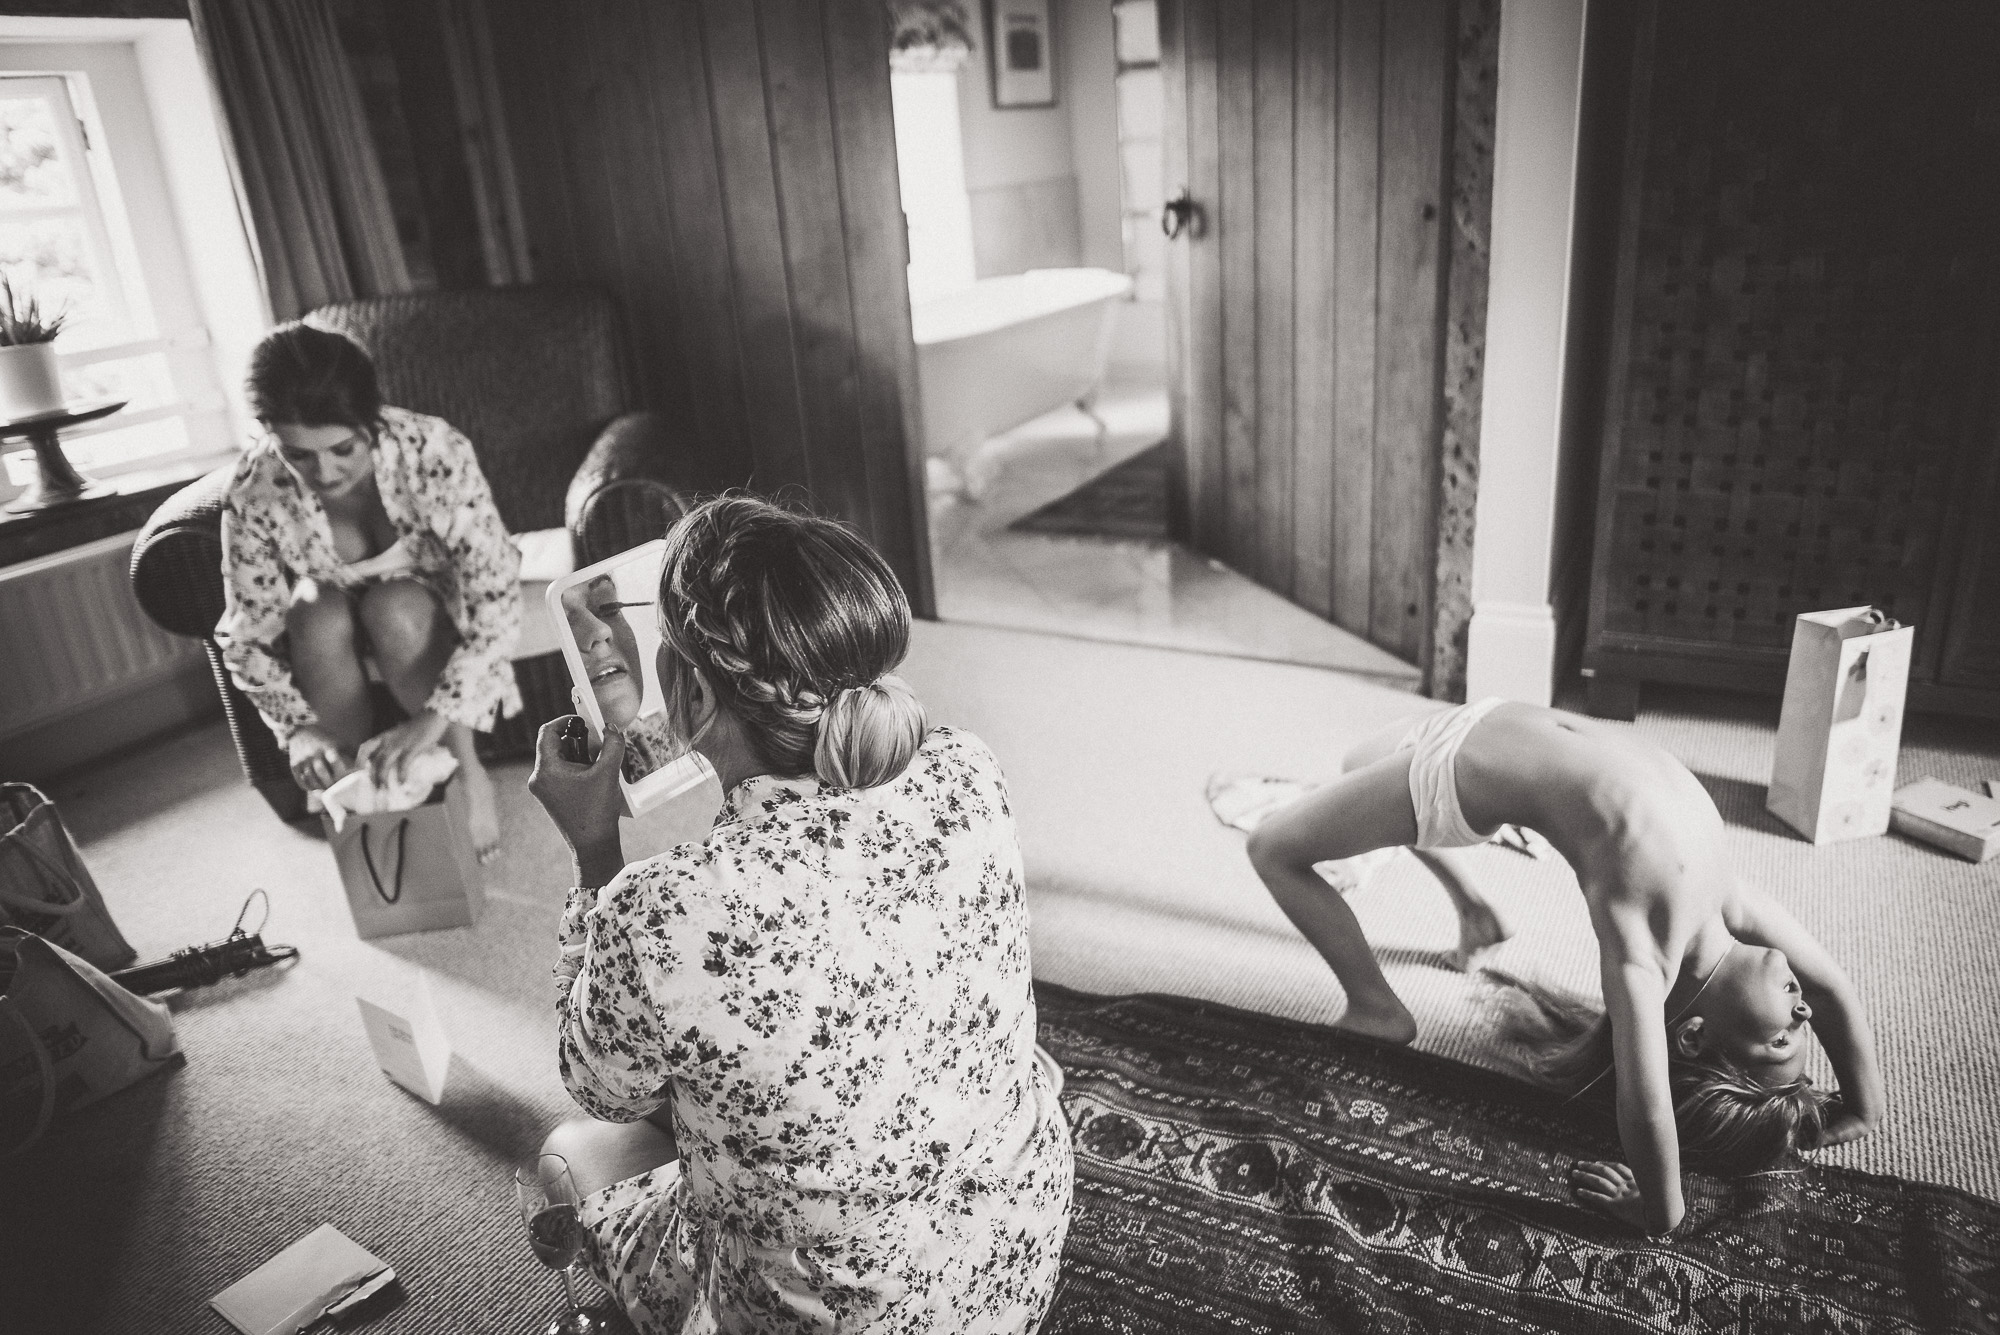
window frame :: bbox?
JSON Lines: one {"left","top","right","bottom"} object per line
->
{"left": 1110, "top": 1, "right": 1165, "bottom": 300}
{"left": 0, "top": 40, "right": 240, "bottom": 497}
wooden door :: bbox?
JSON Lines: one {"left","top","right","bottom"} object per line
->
{"left": 1160, "top": 0, "right": 1461, "bottom": 672}
{"left": 482, "top": 0, "right": 934, "bottom": 614}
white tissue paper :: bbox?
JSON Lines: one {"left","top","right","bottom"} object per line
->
{"left": 321, "top": 746, "right": 459, "bottom": 831}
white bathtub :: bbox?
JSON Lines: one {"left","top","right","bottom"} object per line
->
{"left": 911, "top": 267, "right": 1134, "bottom": 496}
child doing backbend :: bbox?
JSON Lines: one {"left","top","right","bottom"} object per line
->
{"left": 1246, "top": 699, "right": 1884, "bottom": 1234}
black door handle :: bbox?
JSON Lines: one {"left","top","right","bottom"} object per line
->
{"left": 1161, "top": 191, "right": 1196, "bottom": 240}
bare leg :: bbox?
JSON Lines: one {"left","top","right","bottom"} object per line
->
{"left": 287, "top": 580, "right": 371, "bottom": 752}
{"left": 359, "top": 580, "right": 501, "bottom": 861}
{"left": 360, "top": 579, "right": 455, "bottom": 713}
{"left": 1305, "top": 715, "right": 1426, "bottom": 894}
{"left": 1337, "top": 712, "right": 1513, "bottom": 967}
{"left": 539, "top": 1116, "right": 678, "bottom": 1201}
{"left": 1342, "top": 716, "right": 1422, "bottom": 774}
{"left": 442, "top": 723, "right": 502, "bottom": 863}
{"left": 1411, "top": 847, "right": 1514, "bottom": 970}
{"left": 1247, "top": 752, "right": 1422, "bottom": 1044}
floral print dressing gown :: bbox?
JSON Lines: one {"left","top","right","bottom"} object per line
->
{"left": 555, "top": 726, "right": 1074, "bottom": 1334}
{"left": 215, "top": 406, "right": 522, "bottom": 744}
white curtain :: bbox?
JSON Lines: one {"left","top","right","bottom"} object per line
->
{"left": 189, "top": 0, "right": 412, "bottom": 320}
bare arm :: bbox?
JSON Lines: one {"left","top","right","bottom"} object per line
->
{"left": 1596, "top": 947, "right": 1687, "bottom": 1234}
{"left": 1722, "top": 886, "right": 1884, "bottom": 1143}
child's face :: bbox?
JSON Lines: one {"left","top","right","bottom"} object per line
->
{"left": 1700, "top": 944, "right": 1814, "bottom": 1084}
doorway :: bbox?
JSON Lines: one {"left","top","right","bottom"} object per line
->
{"left": 889, "top": 0, "right": 1420, "bottom": 686}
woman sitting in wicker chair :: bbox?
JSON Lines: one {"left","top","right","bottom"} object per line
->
{"left": 213, "top": 323, "right": 519, "bottom": 859}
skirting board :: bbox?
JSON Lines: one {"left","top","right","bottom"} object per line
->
{"left": 0, "top": 657, "right": 220, "bottom": 785}
{"left": 1465, "top": 599, "right": 1556, "bottom": 706}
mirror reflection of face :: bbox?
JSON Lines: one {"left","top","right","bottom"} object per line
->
{"left": 561, "top": 575, "right": 645, "bottom": 728}
{"left": 269, "top": 422, "right": 373, "bottom": 497}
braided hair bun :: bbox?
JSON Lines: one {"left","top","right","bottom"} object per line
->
{"left": 815, "top": 674, "right": 926, "bottom": 789}
{"left": 658, "top": 496, "right": 928, "bottom": 789}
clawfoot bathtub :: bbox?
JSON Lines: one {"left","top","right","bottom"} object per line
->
{"left": 911, "top": 267, "right": 1133, "bottom": 498}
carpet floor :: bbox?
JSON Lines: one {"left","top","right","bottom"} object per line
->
{"left": 6, "top": 620, "right": 1999, "bottom": 1333}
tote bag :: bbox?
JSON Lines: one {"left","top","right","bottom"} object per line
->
{"left": 0, "top": 928, "right": 182, "bottom": 1157}
{"left": 324, "top": 777, "right": 483, "bottom": 940}
{"left": 1767, "top": 607, "right": 1915, "bottom": 844}
{"left": 0, "top": 784, "right": 136, "bottom": 971}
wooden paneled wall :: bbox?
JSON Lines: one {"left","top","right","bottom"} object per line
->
{"left": 1163, "top": 0, "right": 1491, "bottom": 687}
{"left": 482, "top": 0, "right": 933, "bottom": 613}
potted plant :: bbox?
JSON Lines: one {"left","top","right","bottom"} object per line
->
{"left": 0, "top": 275, "right": 67, "bottom": 421}
{"left": 888, "top": 0, "right": 974, "bottom": 71}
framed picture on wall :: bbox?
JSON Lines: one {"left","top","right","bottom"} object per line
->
{"left": 987, "top": 0, "right": 1056, "bottom": 108}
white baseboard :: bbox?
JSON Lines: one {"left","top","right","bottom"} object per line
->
{"left": 1466, "top": 600, "right": 1556, "bottom": 706}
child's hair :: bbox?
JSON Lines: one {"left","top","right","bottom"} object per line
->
{"left": 1668, "top": 1052, "right": 1827, "bottom": 1175}
{"left": 1481, "top": 970, "right": 1829, "bottom": 1175}
{"left": 655, "top": 494, "right": 927, "bottom": 789}
{"left": 246, "top": 322, "right": 382, "bottom": 432}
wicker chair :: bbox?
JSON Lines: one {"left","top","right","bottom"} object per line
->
{"left": 130, "top": 285, "right": 701, "bottom": 821}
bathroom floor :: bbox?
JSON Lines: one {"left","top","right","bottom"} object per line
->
{"left": 925, "top": 378, "right": 1424, "bottom": 687}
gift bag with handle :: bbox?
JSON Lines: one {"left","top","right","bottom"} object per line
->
{"left": 1767, "top": 606, "right": 1915, "bottom": 844}
{"left": 0, "top": 784, "right": 136, "bottom": 971}
{"left": 0, "top": 928, "right": 182, "bottom": 1157}
{"left": 324, "top": 777, "right": 483, "bottom": 940}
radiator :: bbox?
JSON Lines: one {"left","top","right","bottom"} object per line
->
{"left": 0, "top": 533, "right": 206, "bottom": 745}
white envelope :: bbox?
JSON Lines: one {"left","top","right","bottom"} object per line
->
{"left": 210, "top": 1224, "right": 393, "bottom": 1335}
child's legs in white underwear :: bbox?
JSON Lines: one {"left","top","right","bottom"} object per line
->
{"left": 1318, "top": 709, "right": 1452, "bottom": 892}
{"left": 1317, "top": 715, "right": 1435, "bottom": 893}
{"left": 1326, "top": 709, "right": 1515, "bottom": 965}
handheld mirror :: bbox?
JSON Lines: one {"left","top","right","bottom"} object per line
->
{"left": 546, "top": 539, "right": 711, "bottom": 816}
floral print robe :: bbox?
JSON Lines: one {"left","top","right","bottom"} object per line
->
{"left": 214, "top": 406, "right": 522, "bottom": 744}
{"left": 554, "top": 727, "right": 1073, "bottom": 1333}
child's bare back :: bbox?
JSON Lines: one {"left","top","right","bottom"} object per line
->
{"left": 1449, "top": 704, "right": 1734, "bottom": 977}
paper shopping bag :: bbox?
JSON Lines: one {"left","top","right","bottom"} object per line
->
{"left": 323, "top": 778, "right": 483, "bottom": 940}
{"left": 1766, "top": 606, "right": 1914, "bottom": 844}
{"left": 0, "top": 784, "right": 136, "bottom": 971}
{"left": 0, "top": 928, "right": 182, "bottom": 1157}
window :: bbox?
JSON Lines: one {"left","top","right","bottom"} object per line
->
{"left": 1112, "top": 1, "right": 1164, "bottom": 302}
{"left": 0, "top": 45, "right": 234, "bottom": 488}
{"left": 0, "top": 77, "right": 137, "bottom": 345}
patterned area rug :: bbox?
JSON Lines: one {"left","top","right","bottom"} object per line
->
{"left": 1035, "top": 983, "right": 2000, "bottom": 1334}
{"left": 1008, "top": 443, "right": 1169, "bottom": 542}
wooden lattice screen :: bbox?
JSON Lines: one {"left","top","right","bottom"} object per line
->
{"left": 1584, "top": 2, "right": 2000, "bottom": 709}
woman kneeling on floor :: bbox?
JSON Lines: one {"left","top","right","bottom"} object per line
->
{"left": 529, "top": 497, "right": 1074, "bottom": 1333}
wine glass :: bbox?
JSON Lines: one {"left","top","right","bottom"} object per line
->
{"left": 514, "top": 1153, "right": 620, "bottom": 1335}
